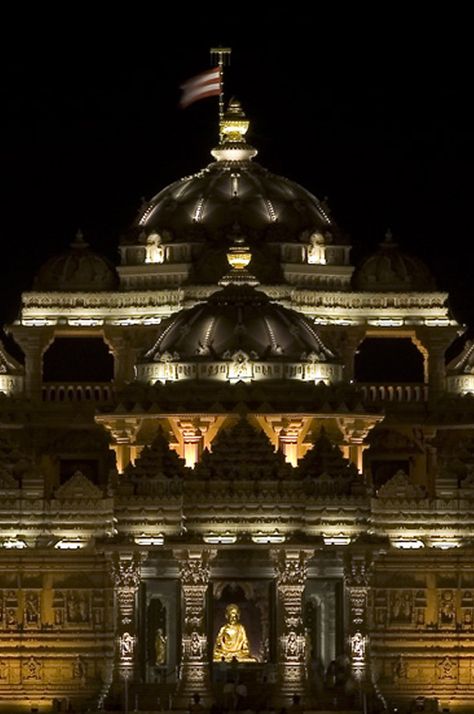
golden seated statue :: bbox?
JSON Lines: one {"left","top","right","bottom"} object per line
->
{"left": 213, "top": 603, "right": 255, "bottom": 662}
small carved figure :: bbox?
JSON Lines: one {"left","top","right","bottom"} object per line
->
{"left": 440, "top": 590, "right": 456, "bottom": 624}
{"left": 307, "top": 232, "right": 326, "bottom": 265}
{"left": 145, "top": 233, "right": 165, "bottom": 264}
{"left": 120, "top": 632, "right": 135, "bottom": 658}
{"left": 155, "top": 627, "right": 167, "bottom": 665}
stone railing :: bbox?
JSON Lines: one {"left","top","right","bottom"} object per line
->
{"left": 358, "top": 382, "right": 429, "bottom": 403}
{"left": 42, "top": 382, "right": 115, "bottom": 402}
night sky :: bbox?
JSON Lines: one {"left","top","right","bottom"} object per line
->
{"left": 3, "top": 13, "right": 474, "bottom": 332}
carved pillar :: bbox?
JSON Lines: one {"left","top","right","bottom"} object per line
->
{"left": 343, "top": 552, "right": 371, "bottom": 681}
{"left": 103, "top": 329, "right": 137, "bottom": 387}
{"left": 272, "top": 549, "right": 312, "bottom": 698}
{"left": 109, "top": 552, "right": 142, "bottom": 692}
{"left": 333, "top": 328, "right": 365, "bottom": 384}
{"left": 415, "top": 328, "right": 458, "bottom": 399}
{"left": 174, "top": 549, "right": 215, "bottom": 702}
{"left": 9, "top": 327, "right": 55, "bottom": 399}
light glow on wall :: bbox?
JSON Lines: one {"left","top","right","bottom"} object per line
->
{"left": 323, "top": 533, "right": 351, "bottom": 546}
{"left": 54, "top": 538, "right": 85, "bottom": 550}
{"left": 392, "top": 537, "right": 424, "bottom": 550}
{"left": 251, "top": 531, "right": 285, "bottom": 544}
{"left": 203, "top": 533, "right": 237, "bottom": 544}
{"left": 2, "top": 538, "right": 27, "bottom": 549}
{"left": 134, "top": 534, "right": 164, "bottom": 546}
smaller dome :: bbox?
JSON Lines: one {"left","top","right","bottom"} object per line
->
{"left": 352, "top": 231, "right": 436, "bottom": 292}
{"left": 34, "top": 232, "right": 119, "bottom": 292}
{"left": 138, "top": 248, "right": 342, "bottom": 385}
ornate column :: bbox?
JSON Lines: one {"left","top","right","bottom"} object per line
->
{"left": 174, "top": 549, "right": 215, "bottom": 702}
{"left": 103, "top": 328, "right": 137, "bottom": 387}
{"left": 9, "top": 326, "right": 55, "bottom": 399}
{"left": 109, "top": 551, "right": 142, "bottom": 704}
{"left": 415, "top": 327, "right": 458, "bottom": 399}
{"left": 343, "top": 552, "right": 371, "bottom": 681}
{"left": 272, "top": 549, "right": 312, "bottom": 698}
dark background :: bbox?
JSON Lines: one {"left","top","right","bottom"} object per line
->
{"left": 3, "top": 11, "right": 473, "bottom": 331}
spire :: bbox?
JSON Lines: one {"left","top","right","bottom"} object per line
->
{"left": 211, "top": 99, "right": 258, "bottom": 162}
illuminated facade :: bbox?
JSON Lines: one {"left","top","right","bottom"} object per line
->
{"left": 1, "top": 101, "right": 474, "bottom": 712}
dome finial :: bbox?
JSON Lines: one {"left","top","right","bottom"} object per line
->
{"left": 211, "top": 100, "right": 258, "bottom": 162}
{"left": 219, "top": 226, "right": 258, "bottom": 286}
{"left": 71, "top": 229, "right": 89, "bottom": 250}
{"left": 383, "top": 228, "right": 396, "bottom": 246}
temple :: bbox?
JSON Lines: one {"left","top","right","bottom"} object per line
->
{"left": 1, "top": 98, "right": 474, "bottom": 713}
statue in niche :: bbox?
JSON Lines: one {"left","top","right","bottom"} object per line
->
{"left": 439, "top": 590, "right": 456, "bottom": 625}
{"left": 25, "top": 593, "right": 39, "bottom": 625}
{"left": 307, "top": 232, "right": 326, "bottom": 265}
{"left": 145, "top": 232, "right": 165, "bottom": 264}
{"left": 213, "top": 603, "right": 254, "bottom": 662}
{"left": 155, "top": 628, "right": 167, "bottom": 665}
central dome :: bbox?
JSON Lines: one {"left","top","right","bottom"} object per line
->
{"left": 135, "top": 160, "right": 334, "bottom": 245}
{"left": 119, "top": 101, "right": 353, "bottom": 290}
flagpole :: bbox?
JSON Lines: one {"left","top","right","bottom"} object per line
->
{"left": 210, "top": 46, "right": 231, "bottom": 141}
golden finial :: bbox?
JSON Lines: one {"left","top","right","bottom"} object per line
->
{"left": 220, "top": 98, "right": 250, "bottom": 143}
{"left": 211, "top": 99, "right": 257, "bottom": 162}
{"left": 219, "top": 226, "right": 258, "bottom": 286}
{"left": 227, "top": 234, "right": 252, "bottom": 271}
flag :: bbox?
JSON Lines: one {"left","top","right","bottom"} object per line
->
{"left": 179, "top": 67, "right": 221, "bottom": 109}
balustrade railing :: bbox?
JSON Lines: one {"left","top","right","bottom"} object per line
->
{"left": 42, "top": 382, "right": 114, "bottom": 402}
{"left": 358, "top": 382, "right": 428, "bottom": 403}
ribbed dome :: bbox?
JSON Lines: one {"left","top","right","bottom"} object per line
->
{"left": 124, "top": 102, "right": 345, "bottom": 252}
{"left": 143, "top": 284, "right": 336, "bottom": 364}
{"left": 138, "top": 259, "right": 342, "bottom": 385}
{"left": 34, "top": 232, "right": 119, "bottom": 292}
{"left": 352, "top": 231, "right": 436, "bottom": 292}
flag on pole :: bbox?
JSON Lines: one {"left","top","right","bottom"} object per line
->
{"left": 179, "top": 67, "right": 221, "bottom": 109}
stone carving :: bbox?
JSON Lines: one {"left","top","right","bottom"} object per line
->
{"left": 179, "top": 555, "right": 211, "bottom": 588}
{"left": 110, "top": 552, "right": 142, "bottom": 625}
{"left": 120, "top": 632, "right": 135, "bottom": 658}
{"left": 351, "top": 631, "right": 366, "bottom": 659}
{"left": 437, "top": 655, "right": 457, "bottom": 680}
{"left": 5, "top": 590, "right": 18, "bottom": 628}
{"left": 72, "top": 655, "right": 87, "bottom": 684}
{"left": 392, "top": 655, "right": 408, "bottom": 683}
{"left": 461, "top": 590, "right": 473, "bottom": 630}
{"left": 23, "top": 656, "right": 41, "bottom": 680}
{"left": 377, "top": 470, "right": 427, "bottom": 500}
{"left": 282, "top": 631, "right": 305, "bottom": 660}
{"left": 66, "top": 591, "right": 90, "bottom": 624}
{"left": 55, "top": 470, "right": 104, "bottom": 500}
{"left": 0, "top": 659, "right": 8, "bottom": 680}
{"left": 438, "top": 590, "right": 456, "bottom": 626}
{"left": 390, "top": 591, "right": 413, "bottom": 624}
{"left": 24, "top": 591, "right": 40, "bottom": 627}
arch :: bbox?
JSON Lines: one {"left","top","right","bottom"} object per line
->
{"left": 354, "top": 337, "right": 425, "bottom": 383}
{"left": 43, "top": 337, "right": 114, "bottom": 382}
